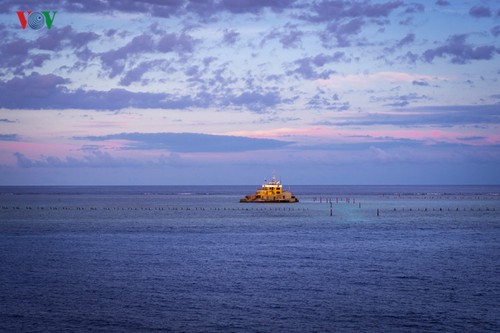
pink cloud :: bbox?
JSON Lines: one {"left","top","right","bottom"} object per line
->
{"left": 222, "top": 126, "right": 500, "bottom": 147}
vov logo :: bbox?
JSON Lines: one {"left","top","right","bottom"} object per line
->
{"left": 16, "top": 11, "right": 57, "bottom": 30}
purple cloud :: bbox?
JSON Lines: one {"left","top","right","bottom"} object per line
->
{"left": 218, "top": 0, "right": 297, "bottom": 14}
{"left": 119, "top": 60, "right": 171, "bottom": 86}
{"left": 0, "top": 25, "right": 99, "bottom": 76}
{"left": 157, "top": 33, "right": 197, "bottom": 53}
{"left": 15, "top": 0, "right": 185, "bottom": 17}
{"left": 0, "top": 72, "right": 209, "bottom": 110}
{"left": 34, "top": 26, "right": 99, "bottom": 51}
{"left": 2, "top": 0, "right": 302, "bottom": 20}
{"left": 457, "top": 136, "right": 486, "bottom": 142}
{"left": 278, "top": 28, "right": 304, "bottom": 49}
{"left": 184, "top": 0, "right": 218, "bottom": 18}
{"left": 397, "top": 51, "right": 419, "bottom": 64}
{"left": 412, "top": 80, "right": 430, "bottom": 86}
{"left": 372, "top": 93, "right": 430, "bottom": 108}
{"left": 0, "top": 72, "right": 287, "bottom": 112}
{"left": 97, "top": 31, "right": 198, "bottom": 79}
{"left": 298, "top": 1, "right": 405, "bottom": 46}
{"left": 385, "top": 33, "right": 416, "bottom": 53}
{"left": 261, "top": 23, "right": 304, "bottom": 49}
{"left": 469, "top": 6, "right": 491, "bottom": 18}
{"left": 100, "top": 34, "right": 155, "bottom": 78}
{"left": 404, "top": 3, "right": 424, "bottom": 14}
{"left": 307, "top": 91, "right": 350, "bottom": 111}
{"left": 435, "top": 0, "right": 449, "bottom": 6}
{"left": 29, "top": 54, "right": 51, "bottom": 67}
{"left": 423, "top": 34, "right": 498, "bottom": 64}
{"left": 491, "top": 26, "right": 500, "bottom": 37}
{"left": 75, "top": 132, "right": 292, "bottom": 153}
{"left": 287, "top": 53, "right": 345, "bottom": 79}
{"left": 323, "top": 18, "right": 366, "bottom": 47}
{"left": 14, "top": 150, "right": 142, "bottom": 168}
{"left": 0, "top": 72, "right": 68, "bottom": 108}
{"left": 313, "top": 53, "right": 346, "bottom": 65}
{"left": 303, "top": 0, "right": 403, "bottom": 22}
{"left": 222, "top": 29, "right": 240, "bottom": 45}
{"left": 296, "top": 0, "right": 412, "bottom": 37}
{"left": 327, "top": 104, "right": 500, "bottom": 127}
{"left": 0, "top": 39, "right": 30, "bottom": 71}
{"left": 0, "top": 134, "right": 19, "bottom": 141}
{"left": 223, "top": 91, "right": 283, "bottom": 112}
{"left": 395, "top": 33, "right": 415, "bottom": 48}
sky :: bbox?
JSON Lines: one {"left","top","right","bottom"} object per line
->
{"left": 0, "top": 0, "right": 499, "bottom": 185}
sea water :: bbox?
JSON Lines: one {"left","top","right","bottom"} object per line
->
{"left": 1, "top": 185, "right": 499, "bottom": 332}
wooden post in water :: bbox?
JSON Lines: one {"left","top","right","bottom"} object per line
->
{"left": 330, "top": 202, "right": 333, "bottom": 216}
{"left": 377, "top": 208, "right": 380, "bottom": 217}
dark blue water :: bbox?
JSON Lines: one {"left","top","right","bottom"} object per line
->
{"left": 1, "top": 186, "right": 499, "bottom": 332}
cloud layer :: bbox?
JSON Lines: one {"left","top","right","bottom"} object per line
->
{"left": 76, "top": 132, "right": 293, "bottom": 153}
{"left": 1, "top": 0, "right": 499, "bottom": 184}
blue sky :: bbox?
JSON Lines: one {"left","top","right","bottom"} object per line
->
{"left": 0, "top": 0, "right": 499, "bottom": 185}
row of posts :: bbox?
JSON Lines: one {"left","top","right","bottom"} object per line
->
{"left": 314, "top": 196, "right": 362, "bottom": 216}
{"left": 0, "top": 205, "right": 309, "bottom": 212}
{"left": 326, "top": 199, "right": 377, "bottom": 217}
{"left": 314, "top": 196, "right": 355, "bottom": 204}
{"left": 317, "top": 195, "right": 495, "bottom": 217}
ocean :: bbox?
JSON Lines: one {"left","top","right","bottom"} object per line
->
{"left": 1, "top": 185, "right": 499, "bottom": 332}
